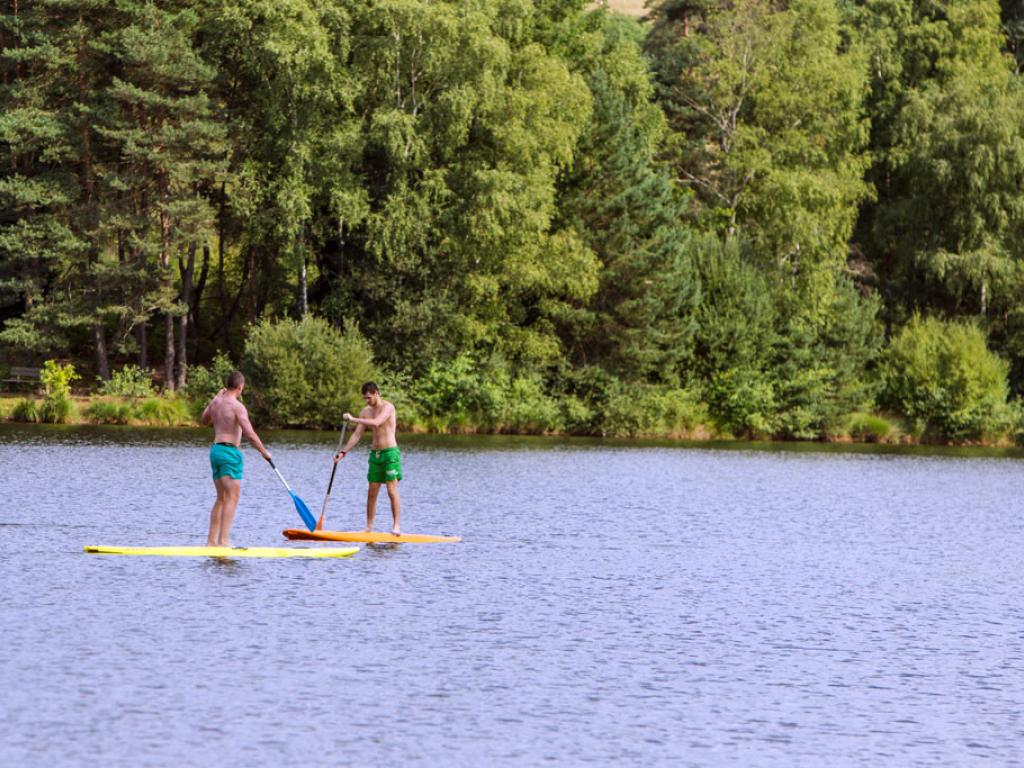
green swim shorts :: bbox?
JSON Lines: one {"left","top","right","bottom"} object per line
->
{"left": 367, "top": 446, "right": 402, "bottom": 484}
{"left": 210, "top": 442, "right": 243, "bottom": 481}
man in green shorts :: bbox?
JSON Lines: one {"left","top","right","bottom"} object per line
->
{"left": 333, "top": 381, "right": 402, "bottom": 535}
{"left": 200, "top": 371, "right": 272, "bottom": 546}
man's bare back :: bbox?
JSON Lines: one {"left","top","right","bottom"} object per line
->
{"left": 199, "top": 373, "right": 271, "bottom": 547}
{"left": 202, "top": 388, "right": 270, "bottom": 456}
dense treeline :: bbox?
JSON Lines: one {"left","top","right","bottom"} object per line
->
{"left": 1, "top": 0, "right": 1023, "bottom": 441}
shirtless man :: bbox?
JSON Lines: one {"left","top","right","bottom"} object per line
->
{"left": 333, "top": 381, "right": 402, "bottom": 535}
{"left": 200, "top": 371, "right": 272, "bottom": 547}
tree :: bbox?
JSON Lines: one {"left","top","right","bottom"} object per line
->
{"left": 98, "top": 1, "right": 225, "bottom": 389}
{"left": 555, "top": 11, "right": 698, "bottom": 382}
{"left": 318, "top": 0, "right": 595, "bottom": 372}
{"left": 647, "top": 0, "right": 872, "bottom": 317}
{"left": 0, "top": 0, "right": 122, "bottom": 378}
{"left": 855, "top": 0, "right": 1024, "bottom": 316}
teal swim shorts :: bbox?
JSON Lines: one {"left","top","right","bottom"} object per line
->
{"left": 367, "top": 447, "right": 402, "bottom": 484}
{"left": 210, "top": 442, "right": 243, "bottom": 480}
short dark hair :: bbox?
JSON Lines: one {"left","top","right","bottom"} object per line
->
{"left": 361, "top": 381, "right": 380, "bottom": 395}
{"left": 225, "top": 370, "right": 245, "bottom": 390}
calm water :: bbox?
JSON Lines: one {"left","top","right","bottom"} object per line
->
{"left": 1, "top": 424, "right": 1023, "bottom": 767}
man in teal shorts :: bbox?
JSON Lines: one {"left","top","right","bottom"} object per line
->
{"left": 200, "top": 371, "right": 272, "bottom": 546}
{"left": 333, "top": 381, "right": 403, "bottom": 535}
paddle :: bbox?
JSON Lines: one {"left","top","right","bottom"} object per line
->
{"left": 316, "top": 419, "right": 349, "bottom": 530}
{"left": 264, "top": 457, "right": 316, "bottom": 531}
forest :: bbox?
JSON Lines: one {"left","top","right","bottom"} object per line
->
{"left": 3, "top": 0, "right": 1024, "bottom": 442}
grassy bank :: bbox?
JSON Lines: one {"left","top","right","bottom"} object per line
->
{"left": 4, "top": 393, "right": 1014, "bottom": 446}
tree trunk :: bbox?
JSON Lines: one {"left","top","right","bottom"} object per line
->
{"left": 191, "top": 243, "right": 210, "bottom": 362}
{"left": 176, "top": 242, "right": 196, "bottom": 390}
{"left": 164, "top": 313, "right": 175, "bottom": 391}
{"left": 218, "top": 244, "right": 255, "bottom": 355}
{"left": 160, "top": 176, "right": 175, "bottom": 391}
{"left": 94, "top": 323, "right": 110, "bottom": 381}
{"left": 136, "top": 322, "right": 148, "bottom": 369}
{"left": 296, "top": 243, "right": 307, "bottom": 321}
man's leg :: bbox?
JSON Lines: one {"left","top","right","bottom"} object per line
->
{"left": 215, "top": 477, "right": 241, "bottom": 547}
{"left": 385, "top": 480, "right": 401, "bottom": 535}
{"left": 207, "top": 480, "right": 226, "bottom": 546}
{"left": 365, "top": 482, "right": 381, "bottom": 531}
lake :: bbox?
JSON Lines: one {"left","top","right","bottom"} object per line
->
{"left": 1, "top": 424, "right": 1022, "bottom": 766}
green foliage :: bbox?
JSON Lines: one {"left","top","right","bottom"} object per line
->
{"left": 100, "top": 366, "right": 154, "bottom": 398}
{"left": 556, "top": 11, "right": 697, "bottom": 381}
{"left": 844, "top": 412, "right": 901, "bottom": 443}
{"left": 40, "top": 360, "right": 78, "bottom": 399}
{"left": 39, "top": 395, "right": 75, "bottom": 425}
{"left": 10, "top": 398, "right": 39, "bottom": 423}
{"left": 881, "top": 316, "right": 1014, "bottom": 440}
{"left": 648, "top": 0, "right": 871, "bottom": 310}
{"left": 8, "top": 0, "right": 1024, "bottom": 444}
{"left": 182, "top": 352, "right": 237, "bottom": 416}
{"left": 85, "top": 399, "right": 136, "bottom": 425}
{"left": 685, "top": 235, "right": 882, "bottom": 438}
{"left": 408, "top": 354, "right": 563, "bottom": 433}
{"left": 133, "top": 397, "right": 192, "bottom": 426}
{"left": 600, "top": 383, "right": 709, "bottom": 438}
{"left": 84, "top": 395, "right": 192, "bottom": 426}
{"left": 36, "top": 360, "right": 78, "bottom": 424}
{"left": 243, "top": 317, "right": 377, "bottom": 428}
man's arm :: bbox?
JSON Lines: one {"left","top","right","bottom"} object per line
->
{"left": 200, "top": 389, "right": 225, "bottom": 425}
{"left": 343, "top": 403, "right": 395, "bottom": 428}
{"left": 334, "top": 423, "right": 366, "bottom": 463}
{"left": 237, "top": 404, "right": 272, "bottom": 460}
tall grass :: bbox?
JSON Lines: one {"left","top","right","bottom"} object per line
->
{"left": 84, "top": 396, "right": 192, "bottom": 426}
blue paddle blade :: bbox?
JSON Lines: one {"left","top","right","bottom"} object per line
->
{"left": 290, "top": 491, "right": 317, "bottom": 531}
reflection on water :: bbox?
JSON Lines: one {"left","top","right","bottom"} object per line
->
{"left": 1, "top": 424, "right": 1023, "bottom": 766}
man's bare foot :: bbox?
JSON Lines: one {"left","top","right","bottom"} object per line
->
{"left": 391, "top": 529, "right": 401, "bottom": 536}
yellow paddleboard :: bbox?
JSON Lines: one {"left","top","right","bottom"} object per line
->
{"left": 84, "top": 545, "right": 359, "bottom": 558}
{"left": 282, "top": 528, "right": 461, "bottom": 544}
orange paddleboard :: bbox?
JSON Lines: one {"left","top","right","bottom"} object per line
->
{"left": 283, "top": 528, "right": 461, "bottom": 544}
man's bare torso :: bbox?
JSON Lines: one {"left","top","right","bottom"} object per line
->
{"left": 210, "top": 395, "right": 245, "bottom": 445}
{"left": 362, "top": 399, "right": 398, "bottom": 449}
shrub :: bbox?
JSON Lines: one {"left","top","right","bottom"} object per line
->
{"left": 84, "top": 396, "right": 192, "bottom": 426}
{"left": 40, "top": 359, "right": 78, "bottom": 398}
{"left": 184, "top": 352, "right": 236, "bottom": 403}
{"left": 497, "top": 375, "right": 563, "bottom": 434}
{"left": 85, "top": 399, "right": 135, "bottom": 425}
{"left": 183, "top": 352, "right": 237, "bottom": 419}
{"left": 600, "top": 383, "right": 709, "bottom": 438}
{"left": 38, "top": 360, "right": 78, "bottom": 424}
{"left": 881, "top": 316, "right": 1014, "bottom": 441}
{"left": 11, "top": 398, "right": 39, "bottom": 423}
{"left": 243, "top": 317, "right": 377, "bottom": 428}
{"left": 39, "top": 395, "right": 76, "bottom": 424}
{"left": 845, "top": 412, "right": 901, "bottom": 443}
{"left": 706, "top": 367, "right": 777, "bottom": 438}
{"left": 100, "top": 365, "right": 154, "bottom": 398}
{"left": 134, "top": 397, "right": 192, "bottom": 426}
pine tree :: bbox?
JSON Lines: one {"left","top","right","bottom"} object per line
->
{"left": 97, "top": 1, "right": 225, "bottom": 389}
{"left": 0, "top": 0, "right": 118, "bottom": 378}
{"left": 556, "top": 13, "right": 698, "bottom": 383}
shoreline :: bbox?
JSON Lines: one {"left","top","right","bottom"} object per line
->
{"left": 1, "top": 393, "right": 1019, "bottom": 449}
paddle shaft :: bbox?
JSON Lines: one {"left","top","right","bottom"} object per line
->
{"left": 264, "top": 456, "right": 317, "bottom": 531}
{"left": 319, "top": 421, "right": 349, "bottom": 526}
{"left": 265, "top": 457, "right": 294, "bottom": 492}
